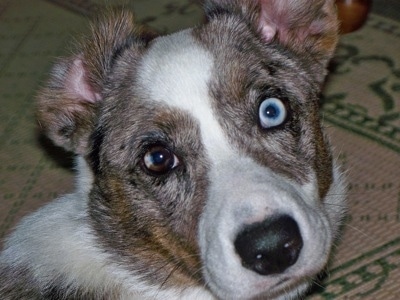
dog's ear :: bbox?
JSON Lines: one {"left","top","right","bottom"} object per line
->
{"left": 37, "top": 10, "right": 153, "bottom": 155}
{"left": 204, "top": 0, "right": 339, "bottom": 67}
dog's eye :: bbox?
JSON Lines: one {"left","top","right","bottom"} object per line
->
{"left": 259, "top": 98, "right": 287, "bottom": 128}
{"left": 143, "top": 145, "right": 179, "bottom": 175}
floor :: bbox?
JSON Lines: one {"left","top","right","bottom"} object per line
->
{"left": 372, "top": 0, "right": 400, "bottom": 20}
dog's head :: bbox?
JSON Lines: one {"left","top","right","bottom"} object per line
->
{"left": 37, "top": 0, "right": 346, "bottom": 298}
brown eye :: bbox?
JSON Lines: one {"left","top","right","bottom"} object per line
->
{"left": 143, "top": 145, "right": 179, "bottom": 175}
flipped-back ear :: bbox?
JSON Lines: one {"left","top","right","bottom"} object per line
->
{"left": 37, "top": 10, "right": 153, "bottom": 155}
{"left": 204, "top": 0, "right": 339, "bottom": 69}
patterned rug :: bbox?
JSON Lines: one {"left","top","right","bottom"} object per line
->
{"left": 312, "top": 13, "right": 400, "bottom": 300}
{"left": 0, "top": 0, "right": 399, "bottom": 299}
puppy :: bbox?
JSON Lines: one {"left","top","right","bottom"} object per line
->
{"left": 0, "top": 0, "right": 346, "bottom": 299}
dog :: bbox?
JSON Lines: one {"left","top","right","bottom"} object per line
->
{"left": 0, "top": 0, "right": 346, "bottom": 299}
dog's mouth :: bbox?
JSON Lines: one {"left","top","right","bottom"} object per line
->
{"left": 254, "top": 276, "right": 307, "bottom": 299}
{"left": 202, "top": 264, "right": 315, "bottom": 300}
{"left": 201, "top": 250, "right": 328, "bottom": 300}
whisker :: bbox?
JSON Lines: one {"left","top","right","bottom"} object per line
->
{"left": 159, "top": 263, "right": 181, "bottom": 291}
{"left": 323, "top": 202, "right": 347, "bottom": 207}
{"left": 343, "top": 223, "right": 373, "bottom": 242}
{"left": 149, "top": 252, "right": 203, "bottom": 298}
{"left": 324, "top": 192, "right": 348, "bottom": 197}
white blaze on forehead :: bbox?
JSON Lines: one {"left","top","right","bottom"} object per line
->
{"left": 137, "top": 29, "right": 234, "bottom": 161}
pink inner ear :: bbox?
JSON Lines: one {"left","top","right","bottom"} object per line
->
{"left": 66, "top": 59, "right": 102, "bottom": 103}
{"left": 258, "top": 0, "right": 280, "bottom": 43}
{"left": 260, "top": 24, "right": 277, "bottom": 43}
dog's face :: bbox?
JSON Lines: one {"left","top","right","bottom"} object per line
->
{"left": 37, "top": 0, "right": 346, "bottom": 299}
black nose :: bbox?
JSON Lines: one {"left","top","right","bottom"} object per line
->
{"left": 234, "top": 215, "right": 303, "bottom": 276}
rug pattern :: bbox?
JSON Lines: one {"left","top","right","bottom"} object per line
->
{"left": 324, "top": 14, "right": 400, "bottom": 154}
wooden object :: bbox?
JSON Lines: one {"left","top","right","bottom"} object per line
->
{"left": 336, "top": 0, "right": 372, "bottom": 33}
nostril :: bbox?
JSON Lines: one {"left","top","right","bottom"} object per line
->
{"left": 234, "top": 215, "right": 303, "bottom": 276}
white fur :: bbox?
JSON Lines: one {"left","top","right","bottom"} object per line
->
{"left": 198, "top": 158, "right": 345, "bottom": 299}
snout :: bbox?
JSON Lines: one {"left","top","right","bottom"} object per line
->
{"left": 234, "top": 215, "right": 303, "bottom": 276}
{"left": 199, "top": 158, "right": 336, "bottom": 299}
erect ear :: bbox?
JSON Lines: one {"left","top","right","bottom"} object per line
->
{"left": 37, "top": 10, "right": 154, "bottom": 155}
{"left": 204, "top": 0, "right": 339, "bottom": 68}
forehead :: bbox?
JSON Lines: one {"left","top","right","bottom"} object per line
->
{"left": 114, "top": 23, "right": 322, "bottom": 188}
{"left": 136, "top": 29, "right": 234, "bottom": 162}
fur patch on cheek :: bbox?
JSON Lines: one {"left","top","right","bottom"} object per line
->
{"left": 87, "top": 163, "right": 205, "bottom": 286}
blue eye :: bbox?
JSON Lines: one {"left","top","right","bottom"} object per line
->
{"left": 259, "top": 98, "right": 287, "bottom": 128}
